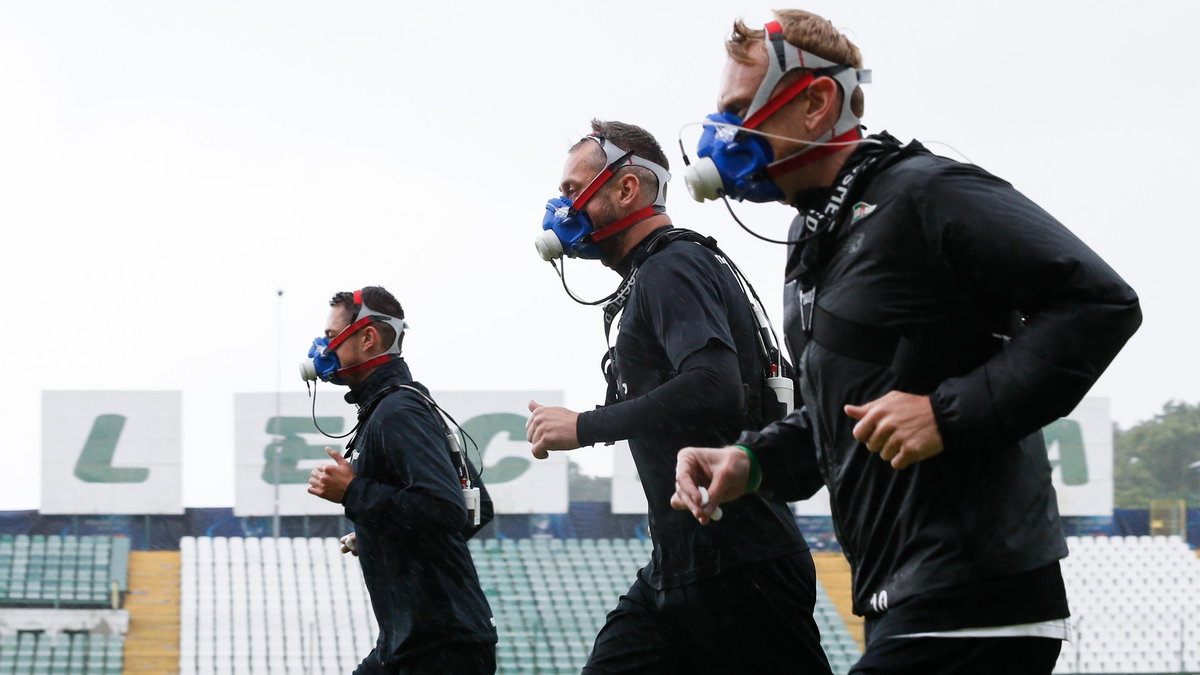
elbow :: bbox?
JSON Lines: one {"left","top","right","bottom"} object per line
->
{"left": 692, "top": 367, "right": 744, "bottom": 419}
{"left": 433, "top": 496, "right": 470, "bottom": 532}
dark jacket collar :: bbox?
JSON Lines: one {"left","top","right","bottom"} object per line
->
{"left": 344, "top": 357, "right": 413, "bottom": 406}
{"left": 791, "top": 131, "right": 907, "bottom": 212}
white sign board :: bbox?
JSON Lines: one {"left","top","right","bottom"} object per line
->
{"left": 1045, "top": 397, "right": 1113, "bottom": 516}
{"left": 610, "top": 441, "right": 647, "bottom": 514}
{"left": 234, "top": 389, "right": 568, "bottom": 516}
{"left": 793, "top": 397, "right": 1114, "bottom": 517}
{"left": 41, "top": 391, "right": 183, "bottom": 515}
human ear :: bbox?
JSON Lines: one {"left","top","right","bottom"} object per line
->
{"left": 359, "top": 325, "right": 379, "bottom": 353}
{"left": 804, "top": 77, "right": 841, "bottom": 134}
{"left": 617, "top": 172, "right": 642, "bottom": 208}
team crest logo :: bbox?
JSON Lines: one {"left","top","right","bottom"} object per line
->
{"left": 850, "top": 202, "right": 877, "bottom": 225}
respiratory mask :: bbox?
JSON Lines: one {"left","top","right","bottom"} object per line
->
{"left": 299, "top": 289, "right": 409, "bottom": 385}
{"left": 535, "top": 134, "right": 672, "bottom": 261}
{"left": 683, "top": 20, "right": 871, "bottom": 203}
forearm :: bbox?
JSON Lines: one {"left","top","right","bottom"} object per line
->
{"left": 577, "top": 344, "right": 742, "bottom": 445}
{"left": 342, "top": 476, "right": 468, "bottom": 534}
{"left": 736, "top": 406, "right": 824, "bottom": 501}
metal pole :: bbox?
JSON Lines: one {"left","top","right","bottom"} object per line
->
{"left": 273, "top": 289, "right": 284, "bottom": 539}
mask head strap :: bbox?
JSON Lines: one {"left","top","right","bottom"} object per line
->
{"left": 744, "top": 20, "right": 871, "bottom": 140}
{"left": 325, "top": 289, "right": 410, "bottom": 356}
{"left": 573, "top": 134, "right": 672, "bottom": 211}
{"left": 568, "top": 134, "right": 672, "bottom": 245}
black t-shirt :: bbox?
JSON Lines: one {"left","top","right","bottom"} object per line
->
{"left": 577, "top": 229, "right": 807, "bottom": 590}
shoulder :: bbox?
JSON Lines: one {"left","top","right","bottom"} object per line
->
{"left": 369, "top": 386, "right": 440, "bottom": 434}
{"left": 638, "top": 237, "right": 725, "bottom": 284}
{"left": 878, "top": 149, "right": 1012, "bottom": 197}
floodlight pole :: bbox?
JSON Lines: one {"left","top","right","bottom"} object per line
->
{"left": 273, "top": 288, "right": 284, "bottom": 539}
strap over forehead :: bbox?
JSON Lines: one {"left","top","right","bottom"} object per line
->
{"left": 327, "top": 289, "right": 410, "bottom": 355}
{"left": 746, "top": 20, "right": 872, "bottom": 139}
{"left": 582, "top": 134, "right": 672, "bottom": 208}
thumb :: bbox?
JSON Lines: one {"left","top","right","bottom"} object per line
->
{"left": 326, "top": 446, "right": 349, "bottom": 465}
{"left": 528, "top": 399, "right": 542, "bottom": 413}
{"left": 844, "top": 403, "right": 869, "bottom": 420}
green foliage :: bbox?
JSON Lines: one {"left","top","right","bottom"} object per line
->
{"left": 1113, "top": 401, "right": 1200, "bottom": 508}
{"left": 567, "top": 460, "right": 611, "bottom": 502}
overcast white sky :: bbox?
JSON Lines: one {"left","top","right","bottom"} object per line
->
{"left": 2, "top": 1, "right": 1197, "bottom": 510}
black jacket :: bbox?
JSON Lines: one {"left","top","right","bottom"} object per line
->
{"left": 738, "top": 134, "right": 1141, "bottom": 635}
{"left": 343, "top": 358, "right": 496, "bottom": 665}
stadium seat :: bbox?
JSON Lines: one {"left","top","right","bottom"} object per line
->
{"left": 1055, "top": 535, "right": 1200, "bottom": 673}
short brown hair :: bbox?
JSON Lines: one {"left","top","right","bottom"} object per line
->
{"left": 571, "top": 119, "right": 669, "bottom": 204}
{"left": 330, "top": 286, "right": 405, "bottom": 351}
{"left": 727, "top": 10, "right": 864, "bottom": 118}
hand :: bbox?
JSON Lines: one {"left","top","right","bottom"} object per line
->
{"left": 670, "top": 446, "right": 749, "bottom": 525}
{"left": 525, "top": 400, "right": 581, "bottom": 460}
{"left": 339, "top": 532, "right": 358, "bottom": 556}
{"left": 844, "top": 391, "right": 944, "bottom": 470}
{"left": 308, "top": 446, "right": 355, "bottom": 503}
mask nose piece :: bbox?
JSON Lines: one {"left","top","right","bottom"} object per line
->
{"left": 534, "top": 229, "right": 564, "bottom": 261}
{"left": 684, "top": 157, "right": 723, "bottom": 202}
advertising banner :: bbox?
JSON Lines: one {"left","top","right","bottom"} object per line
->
{"left": 41, "top": 391, "right": 183, "bottom": 515}
{"left": 612, "top": 397, "right": 1114, "bottom": 518}
{"left": 233, "top": 390, "right": 568, "bottom": 516}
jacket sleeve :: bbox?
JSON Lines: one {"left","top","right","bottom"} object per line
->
{"left": 577, "top": 342, "right": 743, "bottom": 445}
{"left": 342, "top": 400, "right": 469, "bottom": 534}
{"left": 919, "top": 164, "right": 1142, "bottom": 449}
{"left": 736, "top": 406, "right": 825, "bottom": 502}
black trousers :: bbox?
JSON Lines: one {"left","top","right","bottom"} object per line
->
{"left": 353, "top": 642, "right": 496, "bottom": 675}
{"left": 582, "top": 552, "right": 833, "bottom": 674}
{"left": 849, "top": 636, "right": 1062, "bottom": 675}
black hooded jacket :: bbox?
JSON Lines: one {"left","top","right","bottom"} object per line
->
{"left": 342, "top": 358, "right": 496, "bottom": 665}
{"left": 737, "top": 133, "right": 1142, "bottom": 640}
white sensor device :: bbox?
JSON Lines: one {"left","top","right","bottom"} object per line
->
{"left": 684, "top": 158, "right": 723, "bottom": 202}
{"left": 766, "top": 376, "right": 795, "bottom": 415}
{"left": 699, "top": 486, "right": 723, "bottom": 522}
{"left": 534, "top": 230, "right": 564, "bottom": 261}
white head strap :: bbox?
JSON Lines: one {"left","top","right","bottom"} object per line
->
{"left": 746, "top": 20, "right": 871, "bottom": 139}
{"left": 585, "top": 134, "right": 672, "bottom": 207}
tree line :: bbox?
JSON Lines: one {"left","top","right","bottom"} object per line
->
{"left": 1114, "top": 401, "right": 1200, "bottom": 509}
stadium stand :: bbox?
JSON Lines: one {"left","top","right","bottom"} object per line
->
{"left": 0, "top": 535, "right": 128, "bottom": 609}
{"left": 180, "top": 536, "right": 862, "bottom": 675}
{"left": 1056, "top": 535, "right": 1200, "bottom": 674}
{"left": 0, "top": 632, "right": 125, "bottom": 675}
{"left": 0, "top": 535, "right": 131, "bottom": 674}
{"left": 180, "top": 536, "right": 377, "bottom": 675}
{"left": 177, "top": 534, "right": 1200, "bottom": 674}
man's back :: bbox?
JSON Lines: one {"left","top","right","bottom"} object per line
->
{"left": 606, "top": 235, "right": 807, "bottom": 588}
{"left": 343, "top": 360, "right": 496, "bottom": 665}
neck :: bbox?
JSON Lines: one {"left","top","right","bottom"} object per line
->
{"left": 342, "top": 352, "right": 395, "bottom": 390}
{"left": 602, "top": 213, "right": 672, "bottom": 270}
{"left": 778, "top": 144, "right": 857, "bottom": 206}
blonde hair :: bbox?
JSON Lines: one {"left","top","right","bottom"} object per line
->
{"left": 727, "top": 10, "right": 864, "bottom": 117}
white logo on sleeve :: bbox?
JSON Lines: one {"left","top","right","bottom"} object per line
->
{"left": 869, "top": 589, "right": 889, "bottom": 613}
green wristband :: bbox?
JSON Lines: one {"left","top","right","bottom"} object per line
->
{"left": 734, "top": 445, "right": 762, "bottom": 495}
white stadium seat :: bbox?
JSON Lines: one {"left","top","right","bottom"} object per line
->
{"left": 1055, "top": 535, "right": 1200, "bottom": 673}
{"left": 180, "top": 536, "right": 377, "bottom": 674}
